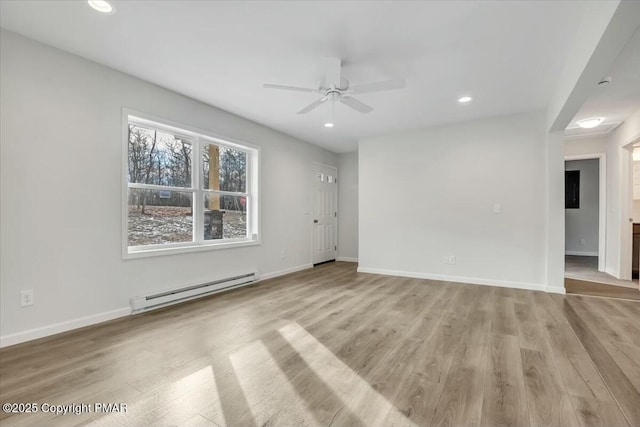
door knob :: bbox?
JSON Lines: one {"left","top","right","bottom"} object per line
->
{"left": 313, "top": 219, "right": 318, "bottom": 223}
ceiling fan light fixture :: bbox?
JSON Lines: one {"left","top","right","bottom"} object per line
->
{"left": 264, "top": 57, "right": 404, "bottom": 122}
{"left": 577, "top": 117, "right": 604, "bottom": 129}
{"left": 87, "top": 0, "right": 114, "bottom": 14}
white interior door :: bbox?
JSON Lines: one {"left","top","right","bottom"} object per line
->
{"left": 312, "top": 163, "right": 337, "bottom": 265}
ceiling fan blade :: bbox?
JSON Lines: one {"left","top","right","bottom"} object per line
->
{"left": 348, "top": 78, "right": 406, "bottom": 94}
{"left": 263, "top": 83, "right": 317, "bottom": 93}
{"left": 339, "top": 96, "right": 373, "bottom": 114}
{"left": 321, "top": 57, "right": 341, "bottom": 88}
{"left": 297, "top": 97, "right": 328, "bottom": 114}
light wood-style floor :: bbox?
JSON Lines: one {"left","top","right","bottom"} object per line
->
{"left": 566, "top": 278, "right": 640, "bottom": 301}
{"left": 1, "top": 262, "right": 639, "bottom": 427}
{"left": 565, "top": 255, "right": 639, "bottom": 289}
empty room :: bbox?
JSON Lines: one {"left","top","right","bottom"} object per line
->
{"left": 1, "top": 1, "right": 640, "bottom": 426}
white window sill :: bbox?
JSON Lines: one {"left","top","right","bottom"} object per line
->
{"left": 124, "top": 239, "right": 260, "bottom": 260}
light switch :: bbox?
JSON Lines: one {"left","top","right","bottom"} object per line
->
{"left": 493, "top": 203, "right": 502, "bottom": 214}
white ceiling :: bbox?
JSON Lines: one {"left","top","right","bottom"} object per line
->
{"left": 566, "top": 27, "right": 640, "bottom": 137}
{"left": 1, "top": 1, "right": 590, "bottom": 153}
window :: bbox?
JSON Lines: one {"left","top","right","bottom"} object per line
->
{"left": 125, "top": 114, "right": 259, "bottom": 257}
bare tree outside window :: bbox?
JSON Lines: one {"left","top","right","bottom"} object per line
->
{"left": 126, "top": 119, "right": 253, "bottom": 251}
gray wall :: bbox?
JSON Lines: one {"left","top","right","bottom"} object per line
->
{"left": 565, "top": 159, "right": 599, "bottom": 255}
{"left": 338, "top": 152, "right": 358, "bottom": 261}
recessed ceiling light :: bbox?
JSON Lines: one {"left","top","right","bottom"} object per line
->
{"left": 88, "top": 0, "right": 114, "bottom": 13}
{"left": 458, "top": 96, "right": 472, "bottom": 103}
{"left": 577, "top": 117, "right": 604, "bottom": 129}
{"left": 324, "top": 122, "right": 334, "bottom": 128}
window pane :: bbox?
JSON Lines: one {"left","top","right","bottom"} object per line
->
{"left": 128, "top": 124, "right": 192, "bottom": 187}
{"left": 202, "top": 143, "right": 247, "bottom": 193}
{"left": 204, "top": 194, "right": 247, "bottom": 240}
{"left": 128, "top": 188, "right": 193, "bottom": 246}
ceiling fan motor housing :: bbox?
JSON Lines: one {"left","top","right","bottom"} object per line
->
{"left": 326, "top": 90, "right": 341, "bottom": 102}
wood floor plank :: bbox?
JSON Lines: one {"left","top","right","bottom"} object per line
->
{"left": 331, "top": 337, "right": 423, "bottom": 427}
{"left": 563, "top": 298, "right": 640, "bottom": 426}
{"left": 492, "top": 295, "right": 518, "bottom": 337}
{"left": 568, "top": 297, "right": 640, "bottom": 392}
{"left": 178, "top": 414, "right": 219, "bottom": 427}
{"left": 543, "top": 321, "right": 615, "bottom": 403}
{"left": 532, "top": 292, "right": 569, "bottom": 325}
{"left": 514, "top": 300, "right": 550, "bottom": 351}
{"left": 569, "top": 396, "right": 630, "bottom": 427}
{"left": 520, "top": 348, "right": 580, "bottom": 427}
{"left": 380, "top": 286, "right": 464, "bottom": 427}
{"left": 413, "top": 286, "right": 481, "bottom": 383}
{"left": 613, "top": 300, "right": 640, "bottom": 322}
{"left": 429, "top": 308, "right": 491, "bottom": 427}
{"left": 481, "top": 333, "right": 530, "bottom": 427}
{"left": 575, "top": 300, "right": 640, "bottom": 350}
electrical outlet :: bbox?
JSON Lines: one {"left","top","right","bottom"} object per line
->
{"left": 579, "top": 239, "right": 586, "bottom": 246}
{"left": 20, "top": 289, "right": 34, "bottom": 307}
{"left": 280, "top": 249, "right": 287, "bottom": 259}
{"left": 443, "top": 255, "right": 456, "bottom": 265}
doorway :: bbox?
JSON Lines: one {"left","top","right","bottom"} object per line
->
{"left": 564, "top": 147, "right": 640, "bottom": 298}
{"left": 564, "top": 155, "right": 606, "bottom": 275}
{"left": 626, "top": 140, "right": 640, "bottom": 286}
{"left": 312, "top": 162, "right": 338, "bottom": 265}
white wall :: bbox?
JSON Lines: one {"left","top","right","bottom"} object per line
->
{"left": 564, "top": 136, "right": 607, "bottom": 157}
{"left": 337, "top": 152, "right": 358, "bottom": 261}
{"left": 359, "top": 111, "right": 550, "bottom": 291}
{"left": 545, "top": 131, "right": 566, "bottom": 292}
{"left": 0, "top": 31, "right": 338, "bottom": 346}
{"left": 565, "top": 159, "right": 599, "bottom": 255}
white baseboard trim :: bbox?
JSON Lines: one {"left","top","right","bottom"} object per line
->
{"left": 0, "top": 307, "right": 131, "bottom": 349}
{"left": 259, "top": 263, "right": 313, "bottom": 281}
{"left": 357, "top": 267, "right": 550, "bottom": 293}
{"left": 336, "top": 257, "right": 358, "bottom": 263}
{"left": 545, "top": 286, "right": 567, "bottom": 295}
{"left": 565, "top": 251, "right": 598, "bottom": 256}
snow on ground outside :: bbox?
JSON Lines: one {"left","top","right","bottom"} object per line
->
{"left": 128, "top": 206, "right": 246, "bottom": 246}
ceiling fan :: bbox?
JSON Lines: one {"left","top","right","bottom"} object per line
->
{"left": 263, "top": 58, "right": 405, "bottom": 116}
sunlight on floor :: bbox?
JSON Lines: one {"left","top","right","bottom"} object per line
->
{"left": 96, "top": 365, "right": 222, "bottom": 426}
{"left": 230, "top": 339, "right": 323, "bottom": 426}
{"left": 279, "top": 322, "right": 417, "bottom": 427}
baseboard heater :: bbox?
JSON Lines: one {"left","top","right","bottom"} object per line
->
{"left": 130, "top": 272, "right": 257, "bottom": 313}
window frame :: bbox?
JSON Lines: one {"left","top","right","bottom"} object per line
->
{"left": 122, "top": 109, "right": 260, "bottom": 259}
